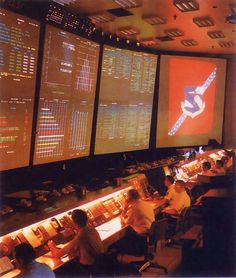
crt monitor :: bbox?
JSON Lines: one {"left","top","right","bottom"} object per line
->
{"left": 0, "top": 8, "right": 40, "bottom": 171}
{"left": 95, "top": 45, "right": 158, "bottom": 155}
{"left": 33, "top": 25, "right": 100, "bottom": 165}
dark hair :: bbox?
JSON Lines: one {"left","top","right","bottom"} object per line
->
{"left": 165, "top": 175, "right": 174, "bottom": 184}
{"left": 175, "top": 180, "right": 185, "bottom": 187}
{"left": 72, "top": 209, "right": 88, "bottom": 227}
{"left": 216, "top": 160, "right": 223, "bottom": 167}
{"left": 202, "top": 161, "right": 211, "bottom": 170}
{"left": 127, "top": 189, "right": 140, "bottom": 201}
{"left": 14, "top": 243, "right": 36, "bottom": 266}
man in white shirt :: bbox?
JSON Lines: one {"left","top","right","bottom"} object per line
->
{"left": 109, "top": 189, "right": 155, "bottom": 256}
{"left": 121, "top": 189, "right": 155, "bottom": 235}
{"left": 162, "top": 180, "right": 191, "bottom": 216}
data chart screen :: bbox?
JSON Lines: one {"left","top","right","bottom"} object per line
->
{"left": 0, "top": 9, "right": 40, "bottom": 171}
{"left": 95, "top": 46, "right": 158, "bottom": 154}
{"left": 33, "top": 25, "right": 99, "bottom": 165}
{"left": 156, "top": 55, "right": 226, "bottom": 148}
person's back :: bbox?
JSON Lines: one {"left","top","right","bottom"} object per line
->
{"left": 126, "top": 199, "right": 155, "bottom": 234}
{"left": 48, "top": 209, "right": 104, "bottom": 266}
{"left": 172, "top": 190, "right": 191, "bottom": 215}
{"left": 76, "top": 226, "right": 104, "bottom": 265}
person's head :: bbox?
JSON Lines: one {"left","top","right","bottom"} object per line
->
{"left": 174, "top": 180, "right": 185, "bottom": 194}
{"left": 221, "top": 156, "right": 229, "bottom": 165}
{"left": 202, "top": 161, "right": 211, "bottom": 171}
{"left": 216, "top": 159, "right": 223, "bottom": 169}
{"left": 164, "top": 175, "right": 175, "bottom": 188}
{"left": 14, "top": 243, "right": 36, "bottom": 270}
{"left": 72, "top": 209, "right": 88, "bottom": 228}
{"left": 127, "top": 189, "right": 140, "bottom": 203}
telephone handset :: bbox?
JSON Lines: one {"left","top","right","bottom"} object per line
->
{"left": 0, "top": 256, "right": 14, "bottom": 276}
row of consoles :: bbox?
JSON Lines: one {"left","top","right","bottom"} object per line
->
{"left": 0, "top": 149, "right": 226, "bottom": 277}
{"left": 0, "top": 174, "right": 153, "bottom": 277}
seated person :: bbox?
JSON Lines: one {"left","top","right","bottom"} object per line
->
{"left": 200, "top": 161, "right": 216, "bottom": 177}
{"left": 222, "top": 152, "right": 234, "bottom": 173}
{"left": 162, "top": 180, "right": 191, "bottom": 217}
{"left": 163, "top": 175, "right": 176, "bottom": 204}
{"left": 14, "top": 243, "right": 55, "bottom": 278}
{"left": 212, "top": 160, "right": 226, "bottom": 176}
{"left": 109, "top": 189, "right": 155, "bottom": 257}
{"left": 48, "top": 209, "right": 104, "bottom": 266}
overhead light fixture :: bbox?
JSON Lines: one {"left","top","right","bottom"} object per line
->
{"left": 181, "top": 39, "right": 198, "bottom": 46}
{"left": 112, "top": 0, "right": 142, "bottom": 9}
{"left": 116, "top": 26, "right": 139, "bottom": 37}
{"left": 193, "top": 16, "right": 214, "bottom": 27}
{"left": 140, "top": 38, "right": 158, "bottom": 46}
{"left": 51, "top": 0, "right": 75, "bottom": 5}
{"left": 164, "top": 28, "right": 184, "bottom": 37}
{"left": 142, "top": 15, "right": 166, "bottom": 25}
{"left": 207, "top": 30, "right": 225, "bottom": 39}
{"left": 219, "top": 41, "right": 235, "bottom": 48}
{"left": 173, "top": 0, "right": 199, "bottom": 12}
{"left": 89, "top": 12, "right": 115, "bottom": 24}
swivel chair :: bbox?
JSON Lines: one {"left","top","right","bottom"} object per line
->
{"left": 136, "top": 219, "right": 168, "bottom": 274}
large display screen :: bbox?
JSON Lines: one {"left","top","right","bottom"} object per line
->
{"left": 33, "top": 25, "right": 99, "bottom": 165}
{"left": 156, "top": 55, "right": 227, "bottom": 148}
{"left": 95, "top": 45, "right": 158, "bottom": 154}
{"left": 0, "top": 9, "right": 40, "bottom": 171}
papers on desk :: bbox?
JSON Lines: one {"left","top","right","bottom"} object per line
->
{"left": 96, "top": 217, "right": 123, "bottom": 241}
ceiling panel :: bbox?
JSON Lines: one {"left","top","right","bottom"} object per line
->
{"left": 69, "top": 0, "right": 236, "bottom": 54}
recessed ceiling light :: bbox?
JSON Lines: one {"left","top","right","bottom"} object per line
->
{"left": 219, "top": 41, "right": 235, "bottom": 48}
{"left": 116, "top": 26, "right": 139, "bottom": 37}
{"left": 142, "top": 15, "right": 166, "bottom": 25}
{"left": 112, "top": 0, "right": 142, "bottom": 9}
{"left": 207, "top": 30, "right": 225, "bottom": 39}
{"left": 164, "top": 28, "right": 184, "bottom": 37}
{"left": 181, "top": 39, "right": 198, "bottom": 46}
{"left": 193, "top": 16, "right": 214, "bottom": 27}
{"left": 173, "top": 0, "right": 199, "bottom": 12}
{"left": 89, "top": 13, "right": 115, "bottom": 24}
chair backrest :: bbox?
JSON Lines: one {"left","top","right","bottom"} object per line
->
{"left": 176, "top": 206, "right": 192, "bottom": 233}
{"left": 148, "top": 218, "right": 167, "bottom": 248}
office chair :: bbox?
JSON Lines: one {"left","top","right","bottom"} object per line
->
{"left": 135, "top": 219, "right": 168, "bottom": 274}
{"left": 165, "top": 206, "right": 192, "bottom": 241}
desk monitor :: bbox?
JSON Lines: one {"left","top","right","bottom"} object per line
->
{"left": 0, "top": 9, "right": 40, "bottom": 171}
{"left": 95, "top": 45, "right": 158, "bottom": 154}
{"left": 33, "top": 25, "right": 100, "bottom": 165}
{"left": 156, "top": 55, "right": 226, "bottom": 148}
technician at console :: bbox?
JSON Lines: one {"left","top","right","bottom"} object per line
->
{"left": 48, "top": 209, "right": 104, "bottom": 266}
{"left": 109, "top": 189, "right": 155, "bottom": 256}
{"left": 162, "top": 180, "right": 190, "bottom": 216}
{"left": 14, "top": 243, "right": 55, "bottom": 278}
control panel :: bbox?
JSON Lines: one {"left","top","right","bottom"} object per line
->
{"left": 0, "top": 184, "right": 134, "bottom": 276}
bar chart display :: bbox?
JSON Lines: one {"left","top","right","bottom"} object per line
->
{"left": 34, "top": 25, "right": 99, "bottom": 164}
{"left": 0, "top": 8, "right": 40, "bottom": 171}
{"left": 95, "top": 45, "right": 157, "bottom": 154}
